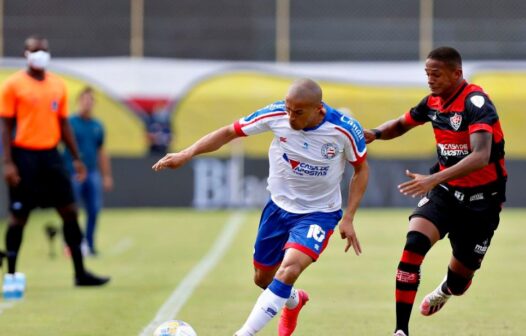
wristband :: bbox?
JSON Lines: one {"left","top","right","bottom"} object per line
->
{"left": 372, "top": 128, "right": 382, "bottom": 140}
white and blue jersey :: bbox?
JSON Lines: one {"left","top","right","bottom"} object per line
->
{"left": 233, "top": 100, "right": 367, "bottom": 214}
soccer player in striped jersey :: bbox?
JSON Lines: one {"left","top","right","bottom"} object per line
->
{"left": 365, "top": 47, "right": 506, "bottom": 336}
{"left": 153, "top": 78, "right": 369, "bottom": 335}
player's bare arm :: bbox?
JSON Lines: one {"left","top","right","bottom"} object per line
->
{"left": 0, "top": 117, "right": 20, "bottom": 186}
{"left": 152, "top": 124, "right": 240, "bottom": 171}
{"left": 399, "top": 131, "right": 492, "bottom": 197}
{"left": 340, "top": 159, "right": 369, "bottom": 255}
{"left": 60, "top": 117, "right": 87, "bottom": 182}
{"left": 364, "top": 115, "right": 416, "bottom": 144}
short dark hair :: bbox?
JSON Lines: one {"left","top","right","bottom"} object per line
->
{"left": 427, "top": 46, "right": 462, "bottom": 69}
{"left": 25, "top": 35, "right": 46, "bottom": 47}
{"left": 77, "top": 86, "right": 94, "bottom": 100}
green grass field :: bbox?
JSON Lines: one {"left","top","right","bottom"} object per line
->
{"left": 0, "top": 208, "right": 524, "bottom": 335}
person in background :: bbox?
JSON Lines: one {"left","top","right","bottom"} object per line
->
{"left": 0, "top": 36, "right": 110, "bottom": 297}
{"left": 63, "top": 86, "right": 113, "bottom": 256}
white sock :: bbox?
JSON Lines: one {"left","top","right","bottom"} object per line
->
{"left": 285, "top": 287, "right": 299, "bottom": 309}
{"left": 235, "top": 287, "right": 288, "bottom": 336}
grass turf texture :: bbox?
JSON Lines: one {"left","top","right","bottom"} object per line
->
{"left": 0, "top": 208, "right": 524, "bottom": 335}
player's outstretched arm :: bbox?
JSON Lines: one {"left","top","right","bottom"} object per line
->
{"left": 152, "top": 124, "right": 240, "bottom": 171}
{"left": 339, "top": 159, "right": 369, "bottom": 256}
{"left": 364, "top": 115, "right": 415, "bottom": 144}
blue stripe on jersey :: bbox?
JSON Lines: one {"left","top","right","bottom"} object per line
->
{"left": 244, "top": 100, "right": 286, "bottom": 122}
{"left": 325, "top": 105, "right": 366, "bottom": 153}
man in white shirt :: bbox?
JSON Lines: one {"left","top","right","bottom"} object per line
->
{"left": 153, "top": 78, "right": 369, "bottom": 336}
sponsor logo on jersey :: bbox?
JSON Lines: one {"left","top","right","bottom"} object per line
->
{"left": 51, "top": 100, "right": 59, "bottom": 112}
{"left": 339, "top": 115, "right": 364, "bottom": 140}
{"left": 279, "top": 136, "right": 287, "bottom": 143}
{"left": 449, "top": 113, "right": 462, "bottom": 130}
{"left": 321, "top": 143, "right": 339, "bottom": 159}
{"left": 282, "top": 153, "right": 329, "bottom": 176}
{"left": 438, "top": 143, "right": 469, "bottom": 156}
{"left": 470, "top": 95, "right": 485, "bottom": 108}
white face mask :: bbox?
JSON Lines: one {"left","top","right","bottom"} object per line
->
{"left": 25, "top": 50, "right": 51, "bottom": 70}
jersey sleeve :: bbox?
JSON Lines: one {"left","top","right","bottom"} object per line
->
{"left": 465, "top": 92, "right": 498, "bottom": 134}
{"left": 233, "top": 101, "right": 287, "bottom": 136}
{"left": 337, "top": 116, "right": 367, "bottom": 167}
{"left": 404, "top": 96, "right": 429, "bottom": 126}
{"left": 0, "top": 80, "right": 16, "bottom": 118}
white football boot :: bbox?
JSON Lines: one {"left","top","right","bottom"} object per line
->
{"left": 393, "top": 330, "right": 408, "bottom": 336}
{"left": 420, "top": 278, "right": 451, "bottom": 316}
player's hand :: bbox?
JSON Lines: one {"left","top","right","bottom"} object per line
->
{"left": 339, "top": 216, "right": 362, "bottom": 256}
{"left": 73, "top": 159, "right": 87, "bottom": 182}
{"left": 363, "top": 129, "right": 377, "bottom": 144}
{"left": 3, "top": 161, "right": 21, "bottom": 186}
{"left": 398, "top": 169, "right": 438, "bottom": 197}
{"left": 152, "top": 151, "right": 192, "bottom": 171}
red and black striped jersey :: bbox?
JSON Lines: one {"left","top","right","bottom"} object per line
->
{"left": 404, "top": 80, "right": 506, "bottom": 190}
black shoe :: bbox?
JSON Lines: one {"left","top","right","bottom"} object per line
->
{"left": 75, "top": 270, "right": 110, "bottom": 287}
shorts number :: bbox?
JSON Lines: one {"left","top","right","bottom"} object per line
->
{"left": 306, "top": 224, "right": 325, "bottom": 243}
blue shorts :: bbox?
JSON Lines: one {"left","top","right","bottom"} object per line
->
{"left": 253, "top": 200, "right": 343, "bottom": 270}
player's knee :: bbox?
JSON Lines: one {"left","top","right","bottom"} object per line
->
{"left": 446, "top": 268, "right": 473, "bottom": 296}
{"left": 275, "top": 263, "right": 302, "bottom": 284}
{"left": 404, "top": 230, "right": 432, "bottom": 255}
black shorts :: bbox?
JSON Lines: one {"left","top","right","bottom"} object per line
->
{"left": 8, "top": 147, "right": 75, "bottom": 215}
{"left": 410, "top": 186, "right": 502, "bottom": 270}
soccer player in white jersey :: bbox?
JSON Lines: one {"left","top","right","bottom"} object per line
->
{"left": 153, "top": 79, "right": 369, "bottom": 335}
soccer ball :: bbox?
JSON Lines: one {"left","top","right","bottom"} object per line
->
{"left": 153, "top": 320, "right": 197, "bottom": 336}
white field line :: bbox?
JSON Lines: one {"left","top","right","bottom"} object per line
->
{"left": 0, "top": 301, "right": 16, "bottom": 315}
{"left": 108, "top": 237, "right": 135, "bottom": 256}
{"left": 139, "top": 212, "right": 246, "bottom": 336}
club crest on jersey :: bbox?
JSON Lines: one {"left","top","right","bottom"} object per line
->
{"left": 51, "top": 100, "right": 59, "bottom": 112}
{"left": 321, "top": 143, "right": 339, "bottom": 159}
{"left": 449, "top": 113, "right": 462, "bottom": 131}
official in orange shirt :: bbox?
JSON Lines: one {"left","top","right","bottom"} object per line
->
{"left": 0, "top": 36, "right": 109, "bottom": 294}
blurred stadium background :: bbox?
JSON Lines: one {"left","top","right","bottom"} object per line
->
{"left": 0, "top": 1, "right": 525, "bottom": 335}
{"left": 0, "top": 0, "right": 525, "bottom": 211}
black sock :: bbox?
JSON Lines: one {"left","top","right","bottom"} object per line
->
{"left": 5, "top": 224, "right": 24, "bottom": 274}
{"left": 395, "top": 231, "right": 431, "bottom": 335}
{"left": 63, "top": 220, "right": 85, "bottom": 277}
{"left": 396, "top": 302, "right": 413, "bottom": 335}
